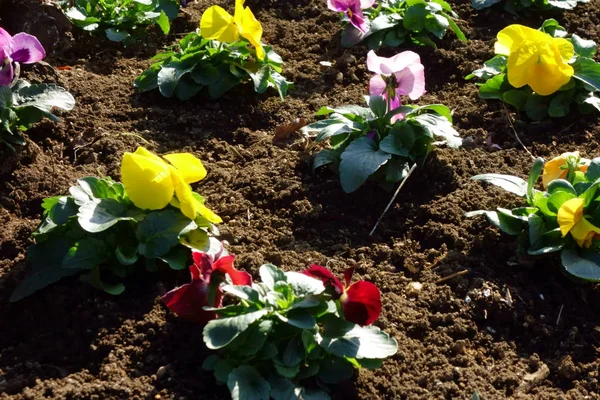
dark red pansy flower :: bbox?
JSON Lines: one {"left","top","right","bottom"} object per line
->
{"left": 162, "top": 250, "right": 252, "bottom": 324}
{"left": 302, "top": 264, "right": 381, "bottom": 326}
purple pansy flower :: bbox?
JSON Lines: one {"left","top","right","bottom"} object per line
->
{"left": 367, "top": 50, "right": 425, "bottom": 122}
{"left": 327, "top": 0, "right": 376, "bottom": 33}
{"left": 0, "top": 27, "right": 46, "bottom": 86}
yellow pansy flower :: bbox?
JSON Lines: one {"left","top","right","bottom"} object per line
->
{"left": 542, "top": 151, "right": 589, "bottom": 187}
{"left": 557, "top": 198, "right": 600, "bottom": 248}
{"left": 121, "top": 147, "right": 222, "bottom": 223}
{"left": 200, "top": 0, "right": 265, "bottom": 60}
{"left": 495, "top": 24, "right": 574, "bottom": 96}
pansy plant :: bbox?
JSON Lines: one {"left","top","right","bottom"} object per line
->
{"left": 467, "top": 152, "right": 600, "bottom": 282}
{"left": 11, "top": 147, "right": 222, "bottom": 301}
{"left": 164, "top": 257, "right": 397, "bottom": 400}
{"left": 335, "top": 0, "right": 466, "bottom": 49}
{"left": 0, "top": 28, "right": 75, "bottom": 151}
{"left": 56, "top": 0, "right": 181, "bottom": 43}
{"left": 303, "top": 51, "right": 461, "bottom": 193}
{"left": 468, "top": 19, "right": 600, "bottom": 121}
{"left": 472, "top": 0, "right": 588, "bottom": 14}
{"left": 135, "top": 0, "right": 290, "bottom": 100}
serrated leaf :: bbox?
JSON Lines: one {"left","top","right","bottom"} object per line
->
{"left": 203, "top": 309, "right": 270, "bottom": 349}
{"left": 259, "top": 263, "right": 287, "bottom": 290}
{"left": 136, "top": 210, "right": 197, "bottom": 258}
{"left": 285, "top": 272, "right": 325, "bottom": 296}
{"left": 317, "top": 317, "right": 398, "bottom": 359}
{"left": 339, "top": 137, "right": 391, "bottom": 193}
{"left": 227, "top": 366, "right": 271, "bottom": 400}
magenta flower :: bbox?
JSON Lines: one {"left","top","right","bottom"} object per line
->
{"left": 327, "top": 0, "right": 376, "bottom": 33}
{"left": 367, "top": 50, "right": 425, "bottom": 121}
{"left": 0, "top": 28, "right": 46, "bottom": 86}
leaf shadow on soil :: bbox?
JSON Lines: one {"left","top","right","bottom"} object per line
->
{"left": 0, "top": 269, "right": 170, "bottom": 396}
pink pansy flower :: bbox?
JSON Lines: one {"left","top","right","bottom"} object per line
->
{"left": 327, "top": 0, "right": 376, "bottom": 33}
{"left": 367, "top": 50, "right": 425, "bottom": 121}
{"left": 0, "top": 27, "right": 46, "bottom": 86}
{"left": 162, "top": 250, "right": 252, "bottom": 324}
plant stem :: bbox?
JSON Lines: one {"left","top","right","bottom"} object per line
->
{"left": 369, "top": 163, "right": 417, "bottom": 236}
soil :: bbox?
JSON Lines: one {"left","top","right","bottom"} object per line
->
{"left": 2, "top": 0, "right": 600, "bottom": 399}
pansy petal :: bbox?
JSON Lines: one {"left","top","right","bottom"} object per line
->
{"left": 8, "top": 32, "right": 46, "bottom": 64}
{"left": 121, "top": 152, "right": 174, "bottom": 210}
{"left": 0, "top": 28, "right": 11, "bottom": 61}
{"left": 552, "top": 37, "right": 574, "bottom": 62}
{"left": 170, "top": 167, "right": 200, "bottom": 220}
{"left": 495, "top": 24, "right": 529, "bottom": 55}
{"left": 342, "top": 280, "right": 381, "bottom": 326}
{"left": 570, "top": 218, "right": 600, "bottom": 248}
{"left": 542, "top": 156, "right": 568, "bottom": 187}
{"left": 133, "top": 146, "right": 165, "bottom": 163}
{"left": 366, "top": 50, "right": 383, "bottom": 74}
{"left": 200, "top": 5, "right": 239, "bottom": 42}
{"left": 368, "top": 74, "right": 386, "bottom": 97}
{"left": 302, "top": 264, "right": 345, "bottom": 297}
{"left": 346, "top": 4, "right": 368, "bottom": 33}
{"left": 163, "top": 153, "right": 207, "bottom": 184}
{"left": 506, "top": 44, "right": 537, "bottom": 89}
{"left": 212, "top": 254, "right": 252, "bottom": 286}
{"left": 557, "top": 197, "right": 585, "bottom": 237}
{"left": 161, "top": 270, "right": 215, "bottom": 323}
{"left": 394, "top": 63, "right": 425, "bottom": 100}
{"left": 360, "top": 0, "right": 376, "bottom": 8}
{"left": 238, "top": 6, "right": 265, "bottom": 60}
{"left": 192, "top": 251, "right": 215, "bottom": 280}
{"left": 0, "top": 61, "right": 13, "bottom": 86}
{"left": 327, "top": 0, "right": 350, "bottom": 12}
{"left": 527, "top": 61, "right": 573, "bottom": 96}
{"left": 197, "top": 202, "right": 223, "bottom": 224}
{"left": 385, "top": 50, "right": 421, "bottom": 74}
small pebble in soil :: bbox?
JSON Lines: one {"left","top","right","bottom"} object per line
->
{"left": 406, "top": 282, "right": 423, "bottom": 297}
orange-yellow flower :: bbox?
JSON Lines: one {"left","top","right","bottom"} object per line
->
{"left": 121, "top": 147, "right": 221, "bottom": 223}
{"left": 542, "top": 151, "right": 589, "bottom": 187}
{"left": 495, "top": 24, "right": 574, "bottom": 96}
{"left": 557, "top": 198, "right": 600, "bottom": 248}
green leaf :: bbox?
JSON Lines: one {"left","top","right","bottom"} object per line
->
{"left": 63, "top": 237, "right": 110, "bottom": 270}
{"left": 227, "top": 366, "right": 271, "bottom": 400}
{"left": 259, "top": 263, "right": 287, "bottom": 290}
{"left": 313, "top": 149, "right": 340, "bottom": 171}
{"left": 282, "top": 336, "right": 305, "bottom": 367}
{"left": 561, "top": 248, "right": 600, "bottom": 281}
{"left": 318, "top": 317, "right": 398, "bottom": 359}
{"left": 157, "top": 61, "right": 196, "bottom": 98}
{"left": 586, "top": 158, "right": 600, "bottom": 181}
{"left": 502, "top": 89, "right": 529, "bottom": 110}
{"left": 136, "top": 210, "right": 196, "bottom": 258}
{"left": 156, "top": 10, "right": 170, "bottom": 34}
{"left": 465, "top": 210, "right": 524, "bottom": 235}
{"left": 231, "top": 320, "right": 273, "bottom": 356}
{"left": 273, "top": 361, "right": 300, "bottom": 378}
{"left": 573, "top": 58, "right": 600, "bottom": 92}
{"left": 403, "top": 3, "right": 427, "bottom": 31}
{"left": 105, "top": 28, "right": 129, "bottom": 42}
{"left": 466, "top": 55, "right": 506, "bottom": 80}
{"left": 547, "top": 179, "right": 577, "bottom": 196}
{"left": 571, "top": 34, "right": 596, "bottom": 58}
{"left": 202, "top": 354, "right": 220, "bottom": 371}
{"left": 158, "top": 245, "right": 189, "bottom": 270}
{"left": 77, "top": 199, "right": 132, "bottom": 233}
{"left": 527, "top": 158, "right": 544, "bottom": 202}
{"left": 13, "top": 82, "right": 75, "bottom": 114}
{"left": 269, "top": 376, "right": 331, "bottom": 400}
{"left": 479, "top": 74, "right": 507, "bottom": 100}
{"left": 379, "top": 124, "right": 415, "bottom": 156}
{"left": 548, "top": 93, "right": 572, "bottom": 118}
{"left": 527, "top": 214, "right": 546, "bottom": 250}
{"left": 472, "top": 173, "right": 527, "bottom": 196}
{"left": 203, "top": 309, "right": 270, "bottom": 349}
{"left": 471, "top": 0, "right": 501, "bottom": 9}
{"left": 339, "top": 137, "right": 392, "bottom": 193}
{"left": 411, "top": 113, "right": 461, "bottom": 148}
{"left": 285, "top": 272, "right": 325, "bottom": 296}
{"left": 525, "top": 94, "right": 549, "bottom": 121}
{"left": 366, "top": 96, "right": 387, "bottom": 118}
{"left": 317, "top": 357, "right": 354, "bottom": 384}
{"left": 11, "top": 237, "right": 77, "bottom": 302}
{"left": 215, "top": 359, "right": 234, "bottom": 384}
{"left": 276, "top": 310, "right": 317, "bottom": 330}
{"left": 222, "top": 285, "right": 261, "bottom": 303}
